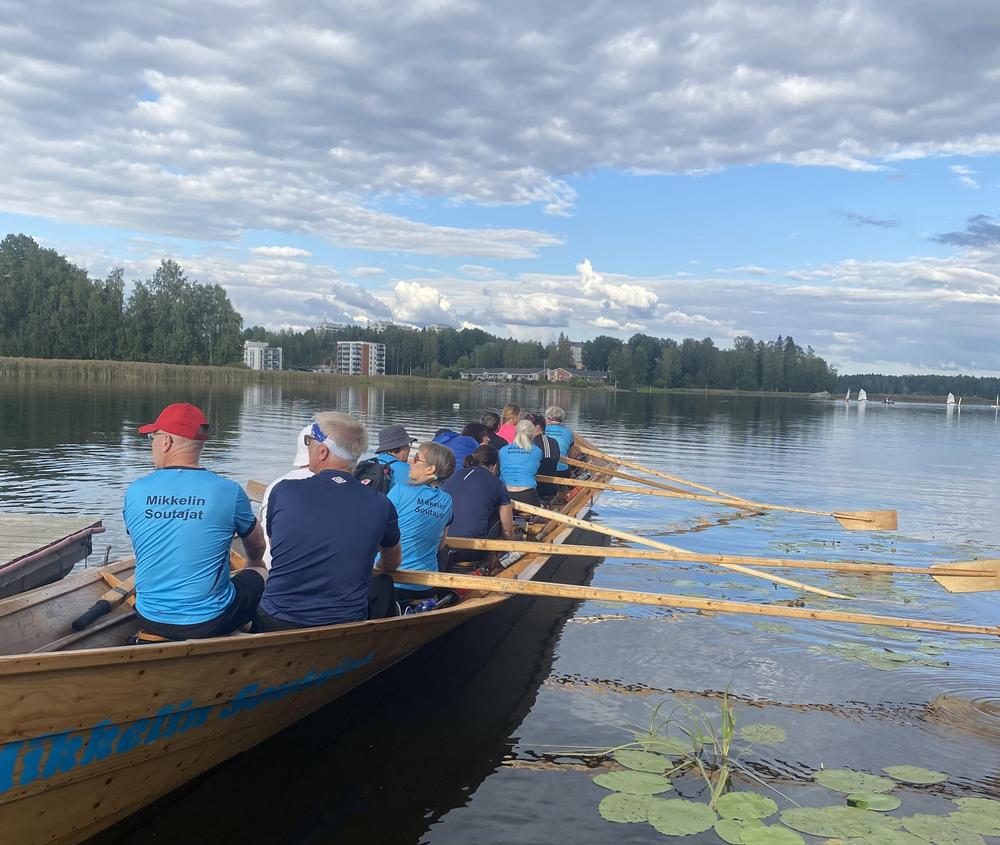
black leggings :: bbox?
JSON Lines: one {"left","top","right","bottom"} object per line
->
{"left": 507, "top": 488, "right": 542, "bottom": 507}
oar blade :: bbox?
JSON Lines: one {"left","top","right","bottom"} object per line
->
{"left": 833, "top": 509, "right": 898, "bottom": 531}
{"left": 931, "top": 559, "right": 1000, "bottom": 593}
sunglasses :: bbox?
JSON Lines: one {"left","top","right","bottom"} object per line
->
{"left": 144, "top": 431, "right": 169, "bottom": 442}
{"left": 303, "top": 423, "right": 328, "bottom": 447}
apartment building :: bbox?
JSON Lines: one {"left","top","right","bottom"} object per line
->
{"left": 336, "top": 341, "right": 386, "bottom": 375}
{"left": 243, "top": 340, "right": 283, "bottom": 371}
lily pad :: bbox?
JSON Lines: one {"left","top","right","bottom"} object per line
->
{"left": 959, "top": 638, "right": 1000, "bottom": 649}
{"left": 901, "top": 813, "right": 987, "bottom": 845}
{"left": 814, "top": 769, "right": 896, "bottom": 794}
{"left": 883, "top": 765, "right": 949, "bottom": 785}
{"left": 593, "top": 770, "right": 673, "bottom": 795}
{"left": 740, "top": 824, "right": 805, "bottom": 845}
{"left": 598, "top": 792, "right": 651, "bottom": 823}
{"left": 646, "top": 798, "right": 718, "bottom": 836}
{"left": 613, "top": 749, "right": 670, "bottom": 773}
{"left": 860, "top": 625, "right": 922, "bottom": 642}
{"left": 953, "top": 797, "right": 1000, "bottom": 820}
{"left": 950, "top": 810, "right": 1000, "bottom": 836}
{"left": 739, "top": 724, "right": 787, "bottom": 745}
{"left": 849, "top": 832, "right": 933, "bottom": 845}
{"left": 713, "top": 818, "right": 755, "bottom": 844}
{"left": 780, "top": 806, "right": 902, "bottom": 838}
{"left": 715, "top": 791, "right": 779, "bottom": 821}
{"left": 919, "top": 645, "right": 945, "bottom": 655}
{"left": 914, "top": 655, "right": 950, "bottom": 668}
{"left": 847, "top": 792, "right": 902, "bottom": 812}
{"left": 752, "top": 621, "right": 794, "bottom": 634}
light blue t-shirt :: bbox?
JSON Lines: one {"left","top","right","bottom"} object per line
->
{"left": 123, "top": 467, "right": 256, "bottom": 625}
{"left": 376, "top": 453, "right": 411, "bottom": 487}
{"left": 499, "top": 443, "right": 543, "bottom": 488}
{"left": 545, "top": 423, "right": 574, "bottom": 472}
{"left": 387, "top": 482, "right": 453, "bottom": 591}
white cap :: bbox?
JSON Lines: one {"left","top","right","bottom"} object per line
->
{"left": 292, "top": 424, "right": 312, "bottom": 467}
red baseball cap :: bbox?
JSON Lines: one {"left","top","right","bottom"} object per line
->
{"left": 138, "top": 403, "right": 210, "bottom": 441}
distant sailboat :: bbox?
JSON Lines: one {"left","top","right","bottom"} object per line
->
{"left": 992, "top": 394, "right": 999, "bottom": 409}
{"left": 857, "top": 388, "right": 868, "bottom": 403}
{"left": 946, "top": 393, "right": 956, "bottom": 406}
{"left": 844, "top": 389, "right": 851, "bottom": 403}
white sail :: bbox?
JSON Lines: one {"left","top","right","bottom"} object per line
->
{"left": 946, "top": 393, "right": 956, "bottom": 405}
{"left": 857, "top": 389, "right": 868, "bottom": 402}
{"left": 844, "top": 389, "right": 851, "bottom": 402}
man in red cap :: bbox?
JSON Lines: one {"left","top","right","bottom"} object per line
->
{"left": 123, "top": 402, "right": 267, "bottom": 640}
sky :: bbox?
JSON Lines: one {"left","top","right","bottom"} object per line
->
{"left": 3, "top": 1, "right": 1000, "bottom": 375}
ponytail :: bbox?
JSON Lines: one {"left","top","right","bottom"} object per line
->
{"left": 464, "top": 444, "right": 499, "bottom": 469}
{"left": 513, "top": 419, "right": 535, "bottom": 450}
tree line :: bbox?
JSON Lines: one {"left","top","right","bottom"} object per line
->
{"left": 3, "top": 233, "right": 994, "bottom": 396}
{"left": 0, "top": 234, "right": 242, "bottom": 365}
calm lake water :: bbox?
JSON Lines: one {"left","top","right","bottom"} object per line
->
{"left": 2, "top": 373, "right": 999, "bottom": 844}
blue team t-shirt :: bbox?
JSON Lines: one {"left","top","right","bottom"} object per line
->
{"left": 123, "top": 467, "right": 256, "bottom": 625}
{"left": 375, "top": 453, "right": 411, "bottom": 486}
{"left": 545, "top": 423, "right": 574, "bottom": 472}
{"left": 442, "top": 465, "right": 511, "bottom": 539}
{"left": 387, "top": 482, "right": 453, "bottom": 591}
{"left": 261, "top": 470, "right": 400, "bottom": 625}
{"left": 499, "top": 443, "right": 543, "bottom": 488}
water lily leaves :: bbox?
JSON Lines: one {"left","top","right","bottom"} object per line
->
{"left": 646, "top": 798, "right": 717, "bottom": 836}
{"left": 598, "top": 792, "right": 651, "bottom": 823}
{"left": 901, "top": 813, "right": 987, "bottom": 845}
{"left": 950, "top": 809, "right": 1000, "bottom": 836}
{"left": 715, "top": 791, "right": 779, "bottom": 821}
{"left": 860, "top": 625, "right": 922, "bottom": 642}
{"left": 593, "top": 770, "right": 673, "bottom": 795}
{"left": 780, "top": 806, "right": 902, "bottom": 838}
{"left": 713, "top": 818, "right": 758, "bottom": 844}
{"left": 914, "top": 654, "right": 950, "bottom": 668}
{"left": 953, "top": 797, "right": 1000, "bottom": 820}
{"left": 958, "top": 638, "right": 1000, "bottom": 649}
{"left": 752, "top": 621, "right": 794, "bottom": 634}
{"left": 814, "top": 769, "right": 896, "bottom": 794}
{"left": 849, "top": 831, "right": 933, "bottom": 845}
{"left": 883, "top": 765, "right": 949, "bottom": 785}
{"left": 847, "top": 792, "right": 903, "bottom": 812}
{"left": 740, "top": 824, "right": 806, "bottom": 845}
{"left": 613, "top": 749, "right": 670, "bottom": 773}
{"left": 738, "top": 724, "right": 787, "bottom": 745}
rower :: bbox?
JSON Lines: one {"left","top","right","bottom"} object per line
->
{"left": 123, "top": 403, "right": 267, "bottom": 641}
{"left": 498, "top": 419, "right": 544, "bottom": 507}
{"left": 255, "top": 412, "right": 402, "bottom": 630}
{"left": 440, "top": 445, "right": 515, "bottom": 572}
{"left": 543, "top": 406, "right": 579, "bottom": 481}
{"left": 259, "top": 423, "right": 314, "bottom": 568}
{"left": 524, "top": 412, "right": 561, "bottom": 504}
{"left": 373, "top": 424, "right": 416, "bottom": 486}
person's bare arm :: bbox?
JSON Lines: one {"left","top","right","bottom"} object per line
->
{"left": 499, "top": 504, "right": 514, "bottom": 538}
{"left": 438, "top": 526, "right": 449, "bottom": 549}
{"left": 240, "top": 522, "right": 268, "bottom": 579}
{"left": 379, "top": 542, "right": 402, "bottom": 572}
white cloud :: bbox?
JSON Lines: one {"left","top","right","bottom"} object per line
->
{"left": 459, "top": 264, "right": 497, "bottom": 279}
{"left": 250, "top": 246, "right": 313, "bottom": 258}
{"left": 576, "top": 259, "right": 658, "bottom": 314}
{"left": 350, "top": 266, "right": 384, "bottom": 277}
{"left": 388, "top": 280, "right": 452, "bottom": 324}
{"left": 950, "top": 164, "right": 980, "bottom": 190}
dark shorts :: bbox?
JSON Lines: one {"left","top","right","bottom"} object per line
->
{"left": 137, "top": 569, "right": 265, "bottom": 641}
{"left": 508, "top": 488, "right": 542, "bottom": 507}
{"left": 253, "top": 573, "right": 396, "bottom": 630}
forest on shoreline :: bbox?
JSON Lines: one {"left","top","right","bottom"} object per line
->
{"left": 2, "top": 234, "right": 997, "bottom": 397}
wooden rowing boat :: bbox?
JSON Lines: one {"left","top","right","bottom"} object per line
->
{"left": 0, "top": 456, "right": 614, "bottom": 845}
{"left": 0, "top": 516, "right": 104, "bottom": 599}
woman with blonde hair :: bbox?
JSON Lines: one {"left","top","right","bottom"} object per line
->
{"left": 498, "top": 418, "right": 544, "bottom": 506}
{"left": 495, "top": 403, "right": 521, "bottom": 444}
{"left": 388, "top": 441, "right": 456, "bottom": 606}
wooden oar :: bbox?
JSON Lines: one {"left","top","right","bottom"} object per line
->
{"left": 446, "top": 537, "right": 998, "bottom": 584}
{"left": 574, "top": 442, "right": 897, "bottom": 531}
{"left": 561, "top": 456, "right": 700, "bottom": 497}
{"left": 391, "top": 570, "right": 1000, "bottom": 637}
{"left": 511, "top": 501, "right": 851, "bottom": 600}
{"left": 540, "top": 474, "right": 897, "bottom": 532}
{"left": 71, "top": 570, "right": 135, "bottom": 631}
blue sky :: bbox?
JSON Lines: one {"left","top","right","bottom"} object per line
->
{"left": 3, "top": 1, "right": 1000, "bottom": 374}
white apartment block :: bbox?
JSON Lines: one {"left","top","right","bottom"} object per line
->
{"left": 243, "top": 340, "right": 283, "bottom": 371}
{"left": 336, "top": 341, "right": 386, "bottom": 375}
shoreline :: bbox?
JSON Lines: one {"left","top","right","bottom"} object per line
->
{"left": 1, "top": 357, "right": 992, "bottom": 404}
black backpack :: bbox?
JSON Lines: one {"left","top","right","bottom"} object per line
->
{"left": 353, "top": 457, "right": 394, "bottom": 494}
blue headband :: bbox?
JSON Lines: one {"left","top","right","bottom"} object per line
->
{"left": 311, "top": 422, "right": 357, "bottom": 462}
